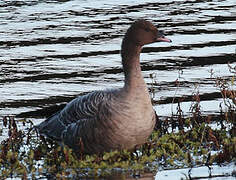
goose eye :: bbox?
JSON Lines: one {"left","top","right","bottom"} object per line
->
{"left": 144, "top": 28, "right": 150, "bottom": 32}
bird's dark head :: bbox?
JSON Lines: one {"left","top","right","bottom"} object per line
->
{"left": 125, "top": 19, "right": 171, "bottom": 46}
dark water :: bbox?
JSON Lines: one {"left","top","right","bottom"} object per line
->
{"left": 0, "top": 0, "right": 236, "bottom": 179}
{"left": 0, "top": 0, "right": 236, "bottom": 119}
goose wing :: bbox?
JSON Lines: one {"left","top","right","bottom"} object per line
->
{"left": 36, "top": 90, "right": 109, "bottom": 141}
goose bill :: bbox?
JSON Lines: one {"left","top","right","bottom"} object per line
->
{"left": 156, "top": 36, "right": 172, "bottom": 43}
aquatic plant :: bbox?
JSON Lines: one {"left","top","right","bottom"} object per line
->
{"left": 0, "top": 113, "right": 235, "bottom": 179}
{"left": 0, "top": 64, "right": 235, "bottom": 179}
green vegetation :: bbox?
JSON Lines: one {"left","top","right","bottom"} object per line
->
{"left": 0, "top": 64, "right": 235, "bottom": 179}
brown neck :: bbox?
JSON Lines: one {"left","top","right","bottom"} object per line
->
{"left": 121, "top": 37, "right": 145, "bottom": 91}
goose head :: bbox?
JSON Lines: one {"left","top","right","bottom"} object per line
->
{"left": 124, "top": 19, "right": 171, "bottom": 46}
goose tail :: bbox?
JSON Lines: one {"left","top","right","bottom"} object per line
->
{"left": 35, "top": 112, "right": 66, "bottom": 141}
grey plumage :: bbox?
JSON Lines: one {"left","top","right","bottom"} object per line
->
{"left": 37, "top": 89, "right": 122, "bottom": 154}
{"left": 36, "top": 19, "right": 171, "bottom": 154}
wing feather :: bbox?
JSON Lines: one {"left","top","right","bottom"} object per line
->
{"left": 36, "top": 90, "right": 109, "bottom": 141}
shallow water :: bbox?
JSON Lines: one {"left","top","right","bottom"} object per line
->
{"left": 0, "top": 0, "right": 236, "bottom": 179}
{"left": 156, "top": 163, "right": 236, "bottom": 180}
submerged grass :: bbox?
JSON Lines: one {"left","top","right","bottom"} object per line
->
{"left": 0, "top": 64, "right": 235, "bottom": 179}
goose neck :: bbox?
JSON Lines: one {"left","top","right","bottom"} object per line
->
{"left": 121, "top": 38, "right": 144, "bottom": 90}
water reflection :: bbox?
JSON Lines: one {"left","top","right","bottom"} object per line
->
{"left": 0, "top": 0, "right": 235, "bottom": 118}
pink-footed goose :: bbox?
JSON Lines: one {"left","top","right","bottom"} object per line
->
{"left": 36, "top": 19, "right": 171, "bottom": 154}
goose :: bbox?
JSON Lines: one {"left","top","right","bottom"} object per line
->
{"left": 36, "top": 19, "right": 171, "bottom": 154}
